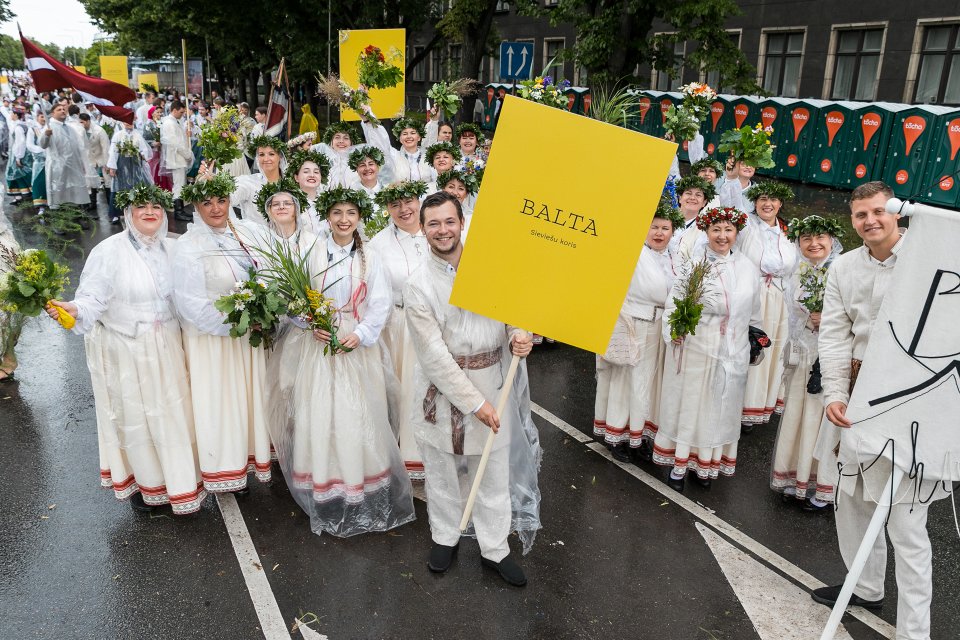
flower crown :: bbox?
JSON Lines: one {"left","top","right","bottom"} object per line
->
{"left": 246, "top": 134, "right": 287, "bottom": 159}
{"left": 655, "top": 196, "right": 684, "bottom": 229}
{"left": 286, "top": 132, "right": 317, "bottom": 149}
{"left": 455, "top": 122, "right": 485, "bottom": 145}
{"left": 696, "top": 206, "right": 748, "bottom": 231}
{"left": 391, "top": 117, "right": 426, "bottom": 139}
{"left": 425, "top": 141, "right": 462, "bottom": 165}
{"left": 322, "top": 121, "right": 359, "bottom": 145}
{"left": 180, "top": 172, "right": 237, "bottom": 203}
{"left": 436, "top": 168, "right": 479, "bottom": 195}
{"left": 786, "top": 215, "right": 846, "bottom": 241}
{"left": 348, "top": 146, "right": 386, "bottom": 171}
{"left": 677, "top": 175, "right": 717, "bottom": 204}
{"left": 286, "top": 150, "right": 331, "bottom": 184}
{"left": 374, "top": 180, "right": 429, "bottom": 208}
{"left": 316, "top": 186, "right": 376, "bottom": 221}
{"left": 690, "top": 157, "right": 724, "bottom": 176}
{"left": 744, "top": 180, "right": 794, "bottom": 204}
{"left": 114, "top": 183, "right": 174, "bottom": 211}
{"left": 255, "top": 178, "right": 310, "bottom": 217}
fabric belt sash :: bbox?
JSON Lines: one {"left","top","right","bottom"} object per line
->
{"left": 423, "top": 348, "right": 502, "bottom": 454}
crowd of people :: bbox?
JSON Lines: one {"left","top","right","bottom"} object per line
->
{"left": 0, "top": 77, "right": 946, "bottom": 637}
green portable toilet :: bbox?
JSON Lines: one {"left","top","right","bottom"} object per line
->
{"left": 563, "top": 87, "right": 590, "bottom": 115}
{"left": 481, "top": 83, "right": 511, "bottom": 131}
{"left": 837, "top": 103, "right": 910, "bottom": 189}
{"left": 717, "top": 95, "right": 762, "bottom": 164}
{"left": 622, "top": 89, "right": 646, "bottom": 134}
{"left": 756, "top": 97, "right": 798, "bottom": 176}
{"left": 805, "top": 101, "right": 868, "bottom": 187}
{"left": 880, "top": 105, "right": 956, "bottom": 200}
{"left": 918, "top": 107, "right": 960, "bottom": 208}
{"left": 644, "top": 90, "right": 673, "bottom": 140}
{"left": 701, "top": 94, "right": 733, "bottom": 159}
{"left": 771, "top": 99, "right": 829, "bottom": 181}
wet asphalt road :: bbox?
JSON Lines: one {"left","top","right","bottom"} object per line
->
{"left": 1, "top": 195, "right": 958, "bottom": 640}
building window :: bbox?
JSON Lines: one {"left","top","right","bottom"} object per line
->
{"left": 430, "top": 50, "right": 442, "bottom": 82}
{"left": 706, "top": 31, "right": 742, "bottom": 92}
{"left": 915, "top": 24, "right": 960, "bottom": 104}
{"left": 448, "top": 45, "right": 462, "bottom": 78}
{"left": 544, "top": 38, "right": 565, "bottom": 81}
{"left": 495, "top": 0, "right": 511, "bottom": 11}
{"left": 544, "top": 0, "right": 558, "bottom": 6}
{"left": 831, "top": 29, "right": 883, "bottom": 100}
{"left": 762, "top": 31, "right": 804, "bottom": 97}
{"left": 412, "top": 46, "right": 426, "bottom": 82}
{"left": 654, "top": 39, "right": 685, "bottom": 91}
{"left": 490, "top": 52, "right": 501, "bottom": 83}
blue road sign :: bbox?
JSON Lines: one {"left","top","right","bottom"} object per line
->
{"left": 499, "top": 41, "right": 534, "bottom": 81}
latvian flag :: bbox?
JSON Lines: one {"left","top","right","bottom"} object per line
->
{"left": 264, "top": 60, "right": 289, "bottom": 139}
{"left": 21, "top": 32, "right": 136, "bottom": 124}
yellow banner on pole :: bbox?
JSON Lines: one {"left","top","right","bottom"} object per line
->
{"left": 72, "top": 65, "right": 87, "bottom": 75}
{"left": 338, "top": 28, "right": 405, "bottom": 121}
{"left": 99, "top": 55, "right": 129, "bottom": 86}
{"left": 138, "top": 72, "right": 159, "bottom": 92}
{"left": 449, "top": 96, "right": 677, "bottom": 354}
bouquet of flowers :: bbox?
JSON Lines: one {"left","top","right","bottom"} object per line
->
{"left": 517, "top": 76, "right": 571, "bottom": 109}
{"left": 796, "top": 262, "right": 828, "bottom": 314}
{"left": 679, "top": 82, "right": 716, "bottom": 121}
{"left": 0, "top": 246, "right": 73, "bottom": 329}
{"left": 357, "top": 45, "right": 404, "bottom": 90}
{"left": 667, "top": 256, "right": 714, "bottom": 341}
{"left": 664, "top": 104, "right": 702, "bottom": 142}
{"left": 198, "top": 106, "right": 245, "bottom": 167}
{"left": 317, "top": 74, "right": 378, "bottom": 126}
{"left": 427, "top": 78, "right": 481, "bottom": 120}
{"left": 116, "top": 137, "right": 142, "bottom": 159}
{"left": 214, "top": 269, "right": 286, "bottom": 349}
{"left": 662, "top": 177, "right": 679, "bottom": 208}
{"left": 253, "top": 237, "right": 352, "bottom": 355}
{"left": 718, "top": 122, "right": 776, "bottom": 169}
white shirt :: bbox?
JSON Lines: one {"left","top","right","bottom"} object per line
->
{"left": 368, "top": 222, "right": 428, "bottom": 307}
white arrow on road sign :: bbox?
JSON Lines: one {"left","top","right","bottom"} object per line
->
{"left": 507, "top": 46, "right": 514, "bottom": 75}
{"left": 697, "top": 523, "right": 855, "bottom": 640}
{"left": 518, "top": 47, "right": 528, "bottom": 76}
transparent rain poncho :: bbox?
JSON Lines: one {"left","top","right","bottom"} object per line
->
{"left": 70, "top": 206, "right": 204, "bottom": 512}
{"left": 263, "top": 225, "right": 414, "bottom": 537}
{"left": 40, "top": 118, "right": 88, "bottom": 207}
{"left": 403, "top": 255, "right": 543, "bottom": 555}
{"left": 109, "top": 128, "right": 154, "bottom": 192}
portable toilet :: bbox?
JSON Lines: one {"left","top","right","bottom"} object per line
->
{"left": 481, "top": 83, "right": 511, "bottom": 131}
{"left": 805, "top": 101, "right": 867, "bottom": 187}
{"left": 700, "top": 95, "right": 733, "bottom": 161}
{"left": 771, "top": 99, "right": 829, "bottom": 181}
{"left": 720, "top": 95, "right": 762, "bottom": 164}
{"left": 757, "top": 97, "right": 798, "bottom": 176}
{"left": 837, "top": 103, "right": 911, "bottom": 189}
{"left": 625, "top": 89, "right": 653, "bottom": 135}
{"left": 880, "top": 105, "right": 956, "bottom": 200}
{"left": 918, "top": 106, "right": 960, "bottom": 208}
{"left": 644, "top": 90, "right": 673, "bottom": 141}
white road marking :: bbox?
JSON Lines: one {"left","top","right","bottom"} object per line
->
{"left": 216, "top": 493, "right": 294, "bottom": 640}
{"left": 698, "top": 523, "right": 854, "bottom": 640}
{"left": 529, "top": 402, "right": 896, "bottom": 639}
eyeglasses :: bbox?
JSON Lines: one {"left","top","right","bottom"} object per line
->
{"left": 270, "top": 200, "right": 295, "bottom": 209}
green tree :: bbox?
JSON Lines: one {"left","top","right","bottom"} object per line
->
{"left": 0, "top": 33, "right": 23, "bottom": 69}
{"left": 82, "top": 38, "right": 124, "bottom": 76}
{"left": 517, "top": 0, "right": 762, "bottom": 93}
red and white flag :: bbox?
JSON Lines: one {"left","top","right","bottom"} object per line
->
{"left": 21, "top": 32, "right": 136, "bottom": 124}
{"left": 264, "top": 59, "right": 290, "bottom": 139}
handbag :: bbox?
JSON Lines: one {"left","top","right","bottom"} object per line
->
{"left": 602, "top": 314, "right": 642, "bottom": 366}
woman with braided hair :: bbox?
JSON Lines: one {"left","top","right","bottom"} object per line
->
{"left": 737, "top": 181, "right": 799, "bottom": 431}
{"left": 171, "top": 173, "right": 273, "bottom": 496}
{"left": 267, "top": 185, "right": 414, "bottom": 537}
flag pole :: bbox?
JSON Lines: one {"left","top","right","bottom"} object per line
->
{"left": 282, "top": 58, "right": 292, "bottom": 139}
{"left": 264, "top": 59, "right": 279, "bottom": 136}
{"left": 182, "top": 39, "right": 192, "bottom": 136}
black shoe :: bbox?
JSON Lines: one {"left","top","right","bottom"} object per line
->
{"left": 110, "top": 216, "right": 122, "bottom": 225}
{"left": 233, "top": 486, "right": 250, "bottom": 497}
{"left": 633, "top": 439, "right": 653, "bottom": 464}
{"left": 780, "top": 492, "right": 798, "bottom": 505}
{"left": 693, "top": 475, "right": 712, "bottom": 489}
{"left": 174, "top": 198, "right": 192, "bottom": 221}
{"left": 130, "top": 492, "right": 155, "bottom": 513}
{"left": 802, "top": 498, "right": 831, "bottom": 513}
{"left": 811, "top": 584, "right": 883, "bottom": 610}
{"left": 427, "top": 542, "right": 459, "bottom": 573}
{"left": 610, "top": 442, "right": 632, "bottom": 463}
{"left": 666, "top": 473, "right": 685, "bottom": 493}
{"left": 741, "top": 423, "right": 755, "bottom": 435}
{"left": 481, "top": 554, "right": 527, "bottom": 587}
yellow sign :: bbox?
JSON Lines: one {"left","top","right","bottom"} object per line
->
{"left": 338, "top": 28, "right": 405, "bottom": 121}
{"left": 138, "top": 73, "right": 159, "bottom": 92}
{"left": 99, "top": 55, "right": 129, "bottom": 86}
{"left": 73, "top": 65, "right": 87, "bottom": 75}
{"left": 449, "top": 96, "right": 677, "bottom": 354}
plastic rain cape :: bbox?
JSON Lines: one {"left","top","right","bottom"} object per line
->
{"left": 43, "top": 118, "right": 88, "bottom": 207}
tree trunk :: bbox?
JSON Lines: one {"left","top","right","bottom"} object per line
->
{"left": 458, "top": 0, "right": 499, "bottom": 123}
{"left": 249, "top": 69, "right": 261, "bottom": 108}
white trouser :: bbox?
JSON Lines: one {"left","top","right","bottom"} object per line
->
{"left": 835, "top": 476, "right": 933, "bottom": 640}
{"left": 421, "top": 443, "right": 511, "bottom": 562}
{"left": 170, "top": 168, "right": 186, "bottom": 199}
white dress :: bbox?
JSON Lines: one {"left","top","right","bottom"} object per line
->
{"left": 654, "top": 247, "right": 761, "bottom": 479}
{"left": 171, "top": 219, "right": 272, "bottom": 492}
{"left": 737, "top": 215, "right": 799, "bottom": 425}
{"left": 594, "top": 245, "right": 675, "bottom": 447}
{"left": 771, "top": 256, "right": 835, "bottom": 503}
{"left": 718, "top": 179, "right": 756, "bottom": 214}
{"left": 267, "top": 234, "right": 414, "bottom": 537}
{"left": 72, "top": 231, "right": 205, "bottom": 513}
{"left": 368, "top": 222, "right": 429, "bottom": 478}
